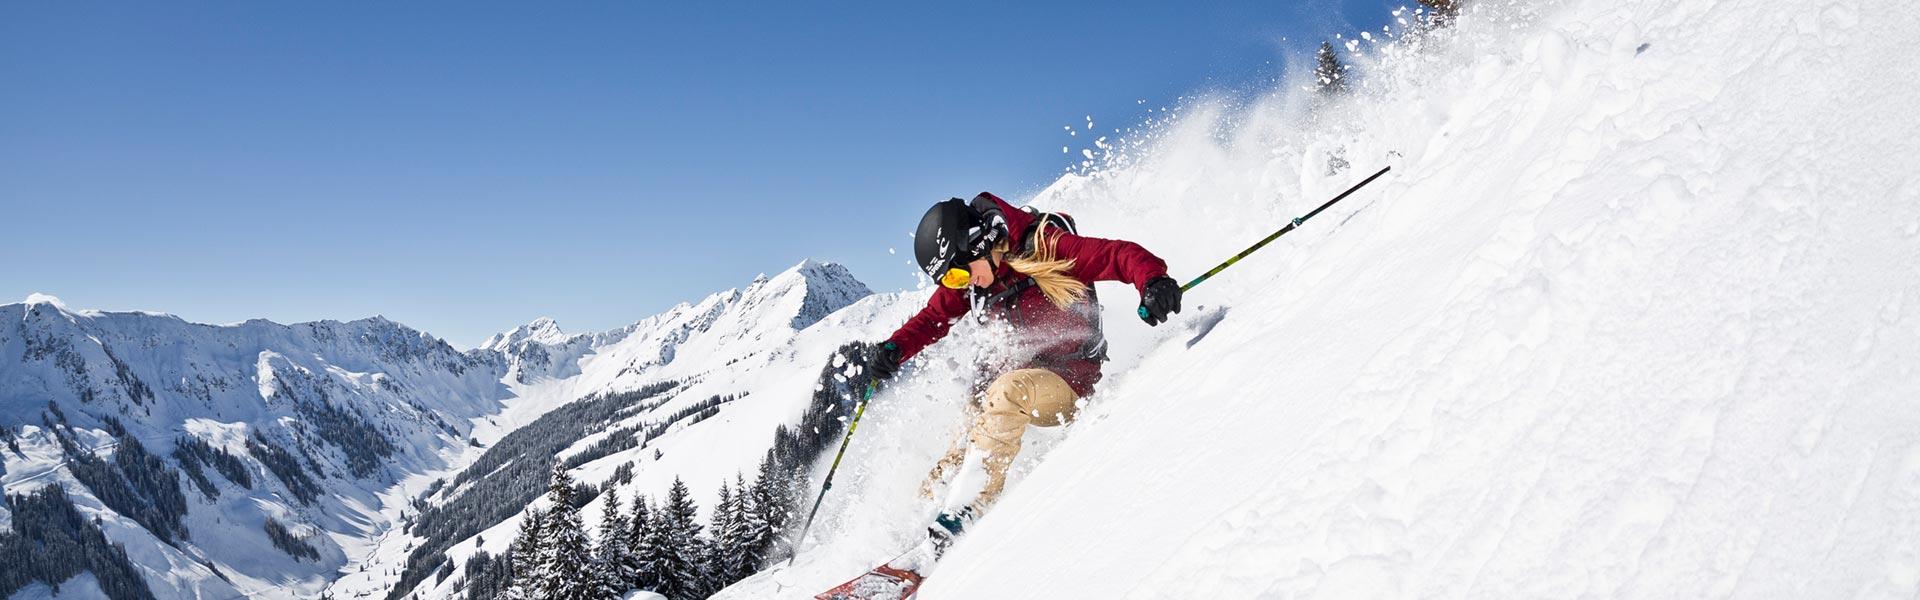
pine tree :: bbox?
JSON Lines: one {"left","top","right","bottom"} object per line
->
{"left": 706, "top": 479, "right": 743, "bottom": 590}
{"left": 643, "top": 477, "right": 708, "bottom": 600}
{"left": 595, "top": 489, "right": 635, "bottom": 597}
{"left": 626, "top": 494, "right": 658, "bottom": 591}
{"left": 716, "top": 473, "right": 758, "bottom": 585}
{"left": 533, "top": 465, "right": 598, "bottom": 600}
{"left": 1315, "top": 41, "right": 1349, "bottom": 96}
{"left": 736, "top": 469, "right": 776, "bottom": 578}
{"left": 746, "top": 450, "right": 795, "bottom": 565}
{"left": 709, "top": 481, "right": 735, "bottom": 585}
{"left": 503, "top": 508, "right": 545, "bottom": 600}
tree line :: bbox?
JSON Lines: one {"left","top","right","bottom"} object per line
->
{"left": 47, "top": 412, "right": 189, "bottom": 544}
{"left": 0, "top": 485, "right": 155, "bottom": 600}
{"left": 389, "top": 381, "right": 682, "bottom": 599}
{"left": 173, "top": 435, "right": 253, "bottom": 501}
{"left": 420, "top": 341, "right": 907, "bottom": 599}
{"left": 461, "top": 455, "right": 797, "bottom": 600}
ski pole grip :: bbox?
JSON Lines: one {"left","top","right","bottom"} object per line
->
{"left": 1137, "top": 305, "right": 1151, "bottom": 320}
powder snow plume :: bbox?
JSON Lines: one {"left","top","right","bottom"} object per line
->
{"left": 725, "top": 0, "right": 1920, "bottom": 597}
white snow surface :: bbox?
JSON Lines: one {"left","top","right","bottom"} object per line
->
{"left": 9, "top": 572, "right": 107, "bottom": 600}
{"left": 722, "top": 0, "right": 1920, "bottom": 598}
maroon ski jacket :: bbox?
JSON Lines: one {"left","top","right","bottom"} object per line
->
{"left": 885, "top": 193, "right": 1169, "bottom": 396}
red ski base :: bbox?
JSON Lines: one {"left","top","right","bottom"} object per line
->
{"left": 815, "top": 543, "right": 937, "bottom": 600}
{"left": 815, "top": 564, "right": 924, "bottom": 600}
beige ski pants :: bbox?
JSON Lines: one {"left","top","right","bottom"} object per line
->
{"left": 923, "top": 368, "right": 1080, "bottom": 511}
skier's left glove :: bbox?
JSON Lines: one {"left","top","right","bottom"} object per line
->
{"left": 1139, "top": 275, "right": 1183, "bottom": 326}
{"left": 866, "top": 341, "right": 903, "bottom": 381}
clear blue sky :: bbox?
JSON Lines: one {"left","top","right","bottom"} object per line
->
{"left": 1, "top": 1, "right": 1395, "bottom": 348}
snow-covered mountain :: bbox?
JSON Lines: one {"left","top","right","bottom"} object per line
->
{"left": 327, "top": 259, "right": 884, "bottom": 599}
{"left": 481, "top": 317, "right": 588, "bottom": 384}
{"left": 0, "top": 260, "right": 876, "bottom": 600}
{"left": 478, "top": 259, "right": 873, "bottom": 390}
{"left": 0, "top": 295, "right": 511, "bottom": 598}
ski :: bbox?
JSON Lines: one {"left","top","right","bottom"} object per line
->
{"left": 814, "top": 540, "right": 940, "bottom": 600}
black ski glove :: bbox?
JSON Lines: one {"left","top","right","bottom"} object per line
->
{"left": 1139, "top": 276, "right": 1183, "bottom": 326}
{"left": 866, "top": 341, "right": 903, "bottom": 380}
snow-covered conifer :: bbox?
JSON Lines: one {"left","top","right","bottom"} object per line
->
{"left": 746, "top": 450, "right": 794, "bottom": 565}
{"left": 626, "top": 494, "right": 657, "bottom": 591}
{"left": 715, "top": 473, "right": 758, "bottom": 584}
{"left": 1316, "top": 41, "right": 1349, "bottom": 96}
{"left": 595, "top": 489, "right": 635, "bottom": 597}
{"left": 533, "top": 465, "right": 597, "bottom": 599}
{"left": 642, "top": 477, "right": 708, "bottom": 600}
{"left": 503, "top": 508, "right": 545, "bottom": 600}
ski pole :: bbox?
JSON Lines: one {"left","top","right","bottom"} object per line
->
{"left": 1139, "top": 165, "right": 1391, "bottom": 321}
{"left": 788, "top": 378, "right": 878, "bottom": 566}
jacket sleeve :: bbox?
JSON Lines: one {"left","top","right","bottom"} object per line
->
{"left": 1053, "top": 231, "right": 1170, "bottom": 294}
{"left": 885, "top": 286, "right": 973, "bottom": 361}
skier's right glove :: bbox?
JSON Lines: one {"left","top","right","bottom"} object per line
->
{"left": 866, "top": 341, "right": 903, "bottom": 380}
{"left": 1139, "top": 275, "right": 1183, "bottom": 326}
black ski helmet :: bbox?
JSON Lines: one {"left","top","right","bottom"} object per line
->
{"left": 914, "top": 198, "right": 981, "bottom": 281}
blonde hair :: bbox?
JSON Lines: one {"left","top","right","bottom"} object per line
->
{"left": 996, "top": 216, "right": 1089, "bottom": 309}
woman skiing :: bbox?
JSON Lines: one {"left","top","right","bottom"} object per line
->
{"left": 865, "top": 191, "right": 1183, "bottom": 547}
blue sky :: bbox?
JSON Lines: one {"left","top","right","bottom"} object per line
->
{"left": 1, "top": 1, "right": 1396, "bottom": 347}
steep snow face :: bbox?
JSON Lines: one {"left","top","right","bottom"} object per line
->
{"left": 727, "top": 0, "right": 1920, "bottom": 598}
{"left": 0, "top": 301, "right": 511, "bottom": 598}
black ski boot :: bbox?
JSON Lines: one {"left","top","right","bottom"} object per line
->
{"left": 927, "top": 507, "right": 974, "bottom": 558}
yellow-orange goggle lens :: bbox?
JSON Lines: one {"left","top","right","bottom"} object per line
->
{"left": 939, "top": 267, "right": 971, "bottom": 289}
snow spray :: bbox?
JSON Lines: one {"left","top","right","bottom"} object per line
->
{"left": 789, "top": 379, "right": 879, "bottom": 566}
{"left": 1139, "top": 165, "right": 1393, "bottom": 321}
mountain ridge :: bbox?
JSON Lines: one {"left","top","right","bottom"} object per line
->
{"left": 0, "top": 259, "right": 876, "bottom": 599}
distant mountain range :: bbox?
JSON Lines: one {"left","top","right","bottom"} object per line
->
{"left": 0, "top": 260, "right": 889, "bottom": 599}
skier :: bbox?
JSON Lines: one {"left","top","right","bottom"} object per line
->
{"left": 865, "top": 192, "right": 1183, "bottom": 550}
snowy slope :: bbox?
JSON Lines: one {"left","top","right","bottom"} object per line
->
{"left": 723, "top": 0, "right": 1920, "bottom": 598}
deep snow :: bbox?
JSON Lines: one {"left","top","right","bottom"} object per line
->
{"left": 722, "top": 0, "right": 1920, "bottom": 598}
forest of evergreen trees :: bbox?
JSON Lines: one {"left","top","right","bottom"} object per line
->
{"left": 457, "top": 458, "right": 797, "bottom": 600}
{"left": 264, "top": 517, "right": 322, "bottom": 562}
{"left": 174, "top": 435, "right": 253, "bottom": 501}
{"left": 48, "top": 414, "right": 189, "bottom": 544}
{"left": 1, "top": 422, "right": 19, "bottom": 459}
{"left": 451, "top": 341, "right": 877, "bottom": 599}
{"left": 388, "top": 381, "right": 681, "bottom": 599}
{"left": 282, "top": 379, "right": 398, "bottom": 479}
{"left": 247, "top": 432, "right": 321, "bottom": 505}
{"left": 0, "top": 485, "right": 155, "bottom": 600}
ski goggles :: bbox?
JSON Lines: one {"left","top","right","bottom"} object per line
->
{"left": 938, "top": 267, "right": 972, "bottom": 290}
